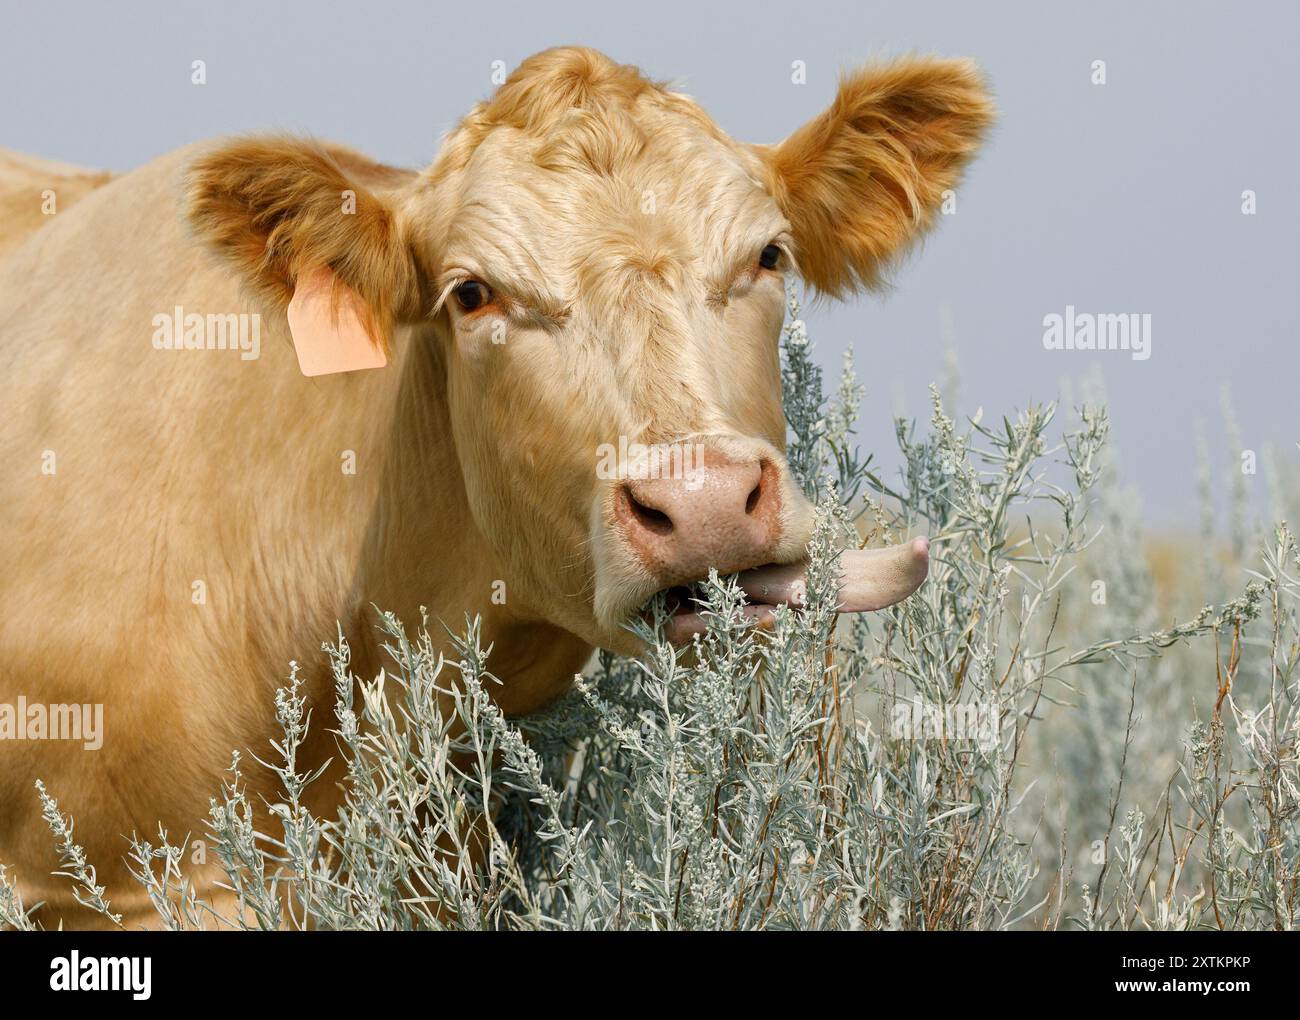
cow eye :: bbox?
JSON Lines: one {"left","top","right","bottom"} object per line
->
{"left": 759, "top": 244, "right": 782, "bottom": 270}
{"left": 454, "top": 279, "right": 492, "bottom": 312}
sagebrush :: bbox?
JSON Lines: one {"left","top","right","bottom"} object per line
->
{"left": 3, "top": 283, "right": 1295, "bottom": 930}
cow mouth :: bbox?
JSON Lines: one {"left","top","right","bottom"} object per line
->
{"left": 645, "top": 582, "right": 782, "bottom": 645}
{"left": 641, "top": 538, "right": 931, "bottom": 646}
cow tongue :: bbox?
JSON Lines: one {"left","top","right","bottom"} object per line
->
{"left": 740, "top": 537, "right": 930, "bottom": 612}
{"left": 662, "top": 538, "right": 930, "bottom": 644}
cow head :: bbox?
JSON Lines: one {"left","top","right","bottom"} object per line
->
{"left": 187, "top": 47, "right": 992, "bottom": 654}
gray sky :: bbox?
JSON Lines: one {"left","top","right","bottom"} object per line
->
{"left": 3, "top": 0, "right": 1295, "bottom": 528}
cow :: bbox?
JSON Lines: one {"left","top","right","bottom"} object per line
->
{"left": 0, "top": 47, "right": 991, "bottom": 928}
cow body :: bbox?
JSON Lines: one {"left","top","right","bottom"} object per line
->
{"left": 0, "top": 146, "right": 587, "bottom": 926}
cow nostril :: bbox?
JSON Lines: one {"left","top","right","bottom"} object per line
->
{"left": 625, "top": 487, "right": 674, "bottom": 535}
{"left": 745, "top": 459, "right": 773, "bottom": 515}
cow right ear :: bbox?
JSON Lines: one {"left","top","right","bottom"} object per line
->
{"left": 756, "top": 57, "right": 993, "bottom": 298}
{"left": 184, "top": 136, "right": 423, "bottom": 362}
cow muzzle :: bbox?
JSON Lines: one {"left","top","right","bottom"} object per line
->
{"left": 614, "top": 448, "right": 781, "bottom": 585}
{"left": 609, "top": 445, "right": 929, "bottom": 644}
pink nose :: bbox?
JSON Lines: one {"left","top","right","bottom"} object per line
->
{"left": 614, "top": 449, "right": 782, "bottom": 585}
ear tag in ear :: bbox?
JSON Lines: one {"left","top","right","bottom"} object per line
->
{"left": 286, "top": 267, "right": 388, "bottom": 377}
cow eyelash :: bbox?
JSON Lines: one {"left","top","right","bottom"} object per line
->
{"left": 436, "top": 275, "right": 497, "bottom": 317}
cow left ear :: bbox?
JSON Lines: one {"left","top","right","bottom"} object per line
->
{"left": 757, "top": 56, "right": 994, "bottom": 298}
{"left": 185, "top": 136, "right": 423, "bottom": 358}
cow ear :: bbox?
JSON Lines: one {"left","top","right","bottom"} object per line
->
{"left": 184, "top": 136, "right": 423, "bottom": 355}
{"left": 758, "top": 57, "right": 993, "bottom": 298}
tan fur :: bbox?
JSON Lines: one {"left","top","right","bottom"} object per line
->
{"left": 0, "top": 47, "right": 990, "bottom": 928}
{"left": 0, "top": 148, "right": 112, "bottom": 260}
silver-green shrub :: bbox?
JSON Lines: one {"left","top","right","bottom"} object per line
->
{"left": 3, "top": 284, "right": 1294, "bottom": 930}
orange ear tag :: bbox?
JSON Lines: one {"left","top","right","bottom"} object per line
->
{"left": 286, "top": 267, "right": 388, "bottom": 376}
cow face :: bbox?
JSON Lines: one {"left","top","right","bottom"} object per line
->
{"left": 188, "top": 48, "right": 991, "bottom": 654}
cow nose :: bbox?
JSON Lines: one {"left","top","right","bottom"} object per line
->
{"left": 614, "top": 451, "right": 782, "bottom": 585}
